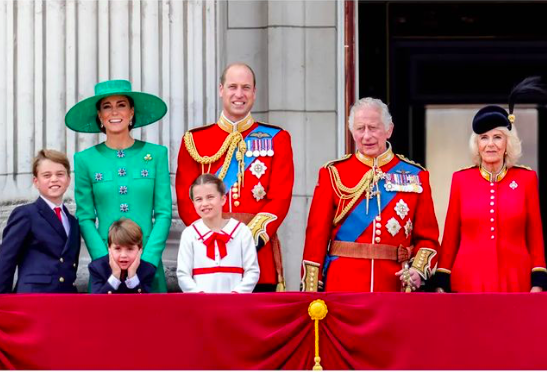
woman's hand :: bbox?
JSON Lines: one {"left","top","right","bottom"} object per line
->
{"left": 530, "top": 286, "right": 543, "bottom": 293}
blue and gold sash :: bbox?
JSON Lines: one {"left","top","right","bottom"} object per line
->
{"left": 334, "top": 161, "right": 420, "bottom": 242}
{"left": 216, "top": 124, "right": 281, "bottom": 191}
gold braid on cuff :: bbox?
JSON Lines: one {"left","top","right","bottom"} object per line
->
{"left": 248, "top": 213, "right": 277, "bottom": 246}
{"left": 302, "top": 260, "right": 321, "bottom": 292}
{"left": 411, "top": 248, "right": 437, "bottom": 280}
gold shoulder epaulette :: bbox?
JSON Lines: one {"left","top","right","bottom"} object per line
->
{"left": 257, "top": 121, "right": 283, "bottom": 130}
{"left": 396, "top": 154, "right": 426, "bottom": 171}
{"left": 188, "top": 123, "right": 216, "bottom": 133}
{"left": 457, "top": 164, "right": 477, "bottom": 172}
{"left": 323, "top": 154, "right": 352, "bottom": 168}
{"left": 514, "top": 164, "right": 533, "bottom": 171}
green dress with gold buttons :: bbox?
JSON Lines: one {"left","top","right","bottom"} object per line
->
{"left": 74, "top": 140, "right": 172, "bottom": 292}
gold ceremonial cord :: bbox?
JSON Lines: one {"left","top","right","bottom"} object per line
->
{"left": 328, "top": 166, "right": 374, "bottom": 225}
{"left": 308, "top": 300, "right": 328, "bottom": 370}
{"left": 184, "top": 131, "right": 246, "bottom": 182}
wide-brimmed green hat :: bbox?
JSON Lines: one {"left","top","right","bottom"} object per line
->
{"left": 65, "top": 79, "right": 167, "bottom": 133}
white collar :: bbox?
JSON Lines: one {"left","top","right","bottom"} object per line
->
{"left": 40, "top": 195, "right": 64, "bottom": 211}
{"left": 194, "top": 218, "right": 239, "bottom": 237}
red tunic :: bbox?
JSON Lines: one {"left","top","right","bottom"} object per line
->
{"left": 439, "top": 166, "right": 547, "bottom": 292}
{"left": 302, "top": 150, "right": 440, "bottom": 292}
{"left": 176, "top": 117, "right": 294, "bottom": 285}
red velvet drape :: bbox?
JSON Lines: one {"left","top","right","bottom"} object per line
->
{"left": 1, "top": 292, "right": 546, "bottom": 369}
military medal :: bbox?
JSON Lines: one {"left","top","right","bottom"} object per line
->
{"left": 384, "top": 172, "right": 423, "bottom": 193}
{"left": 259, "top": 139, "right": 267, "bottom": 157}
{"left": 250, "top": 159, "right": 267, "bottom": 179}
{"left": 266, "top": 139, "right": 274, "bottom": 157}
{"left": 252, "top": 140, "right": 260, "bottom": 157}
{"left": 395, "top": 199, "right": 409, "bottom": 219}
{"left": 404, "top": 220, "right": 413, "bottom": 239}
{"left": 386, "top": 217, "right": 401, "bottom": 237}
{"left": 252, "top": 182, "right": 266, "bottom": 201}
{"left": 245, "top": 140, "right": 253, "bottom": 157}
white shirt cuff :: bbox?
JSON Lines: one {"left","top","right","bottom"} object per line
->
{"left": 125, "top": 274, "right": 140, "bottom": 289}
{"left": 107, "top": 275, "right": 121, "bottom": 290}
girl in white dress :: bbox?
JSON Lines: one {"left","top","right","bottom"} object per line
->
{"left": 177, "top": 174, "right": 260, "bottom": 293}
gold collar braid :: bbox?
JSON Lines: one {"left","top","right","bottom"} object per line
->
{"left": 218, "top": 112, "right": 255, "bottom": 133}
{"left": 183, "top": 131, "right": 247, "bottom": 192}
{"left": 479, "top": 163, "right": 508, "bottom": 182}
{"left": 356, "top": 143, "right": 394, "bottom": 167}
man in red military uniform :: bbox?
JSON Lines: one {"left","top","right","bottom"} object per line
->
{"left": 301, "top": 97, "right": 440, "bottom": 292}
{"left": 176, "top": 63, "right": 294, "bottom": 292}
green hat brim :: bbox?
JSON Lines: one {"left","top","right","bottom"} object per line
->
{"left": 65, "top": 91, "right": 167, "bottom": 133}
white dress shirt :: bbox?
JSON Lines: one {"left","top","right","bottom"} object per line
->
{"left": 40, "top": 195, "right": 70, "bottom": 236}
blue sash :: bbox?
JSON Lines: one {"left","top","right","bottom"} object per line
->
{"left": 216, "top": 124, "right": 281, "bottom": 191}
{"left": 334, "top": 160, "right": 420, "bottom": 242}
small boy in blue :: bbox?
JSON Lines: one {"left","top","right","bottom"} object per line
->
{"left": 88, "top": 218, "right": 155, "bottom": 294}
{"left": 0, "top": 149, "right": 81, "bottom": 293}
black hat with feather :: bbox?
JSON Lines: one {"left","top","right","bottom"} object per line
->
{"left": 472, "top": 76, "right": 546, "bottom": 134}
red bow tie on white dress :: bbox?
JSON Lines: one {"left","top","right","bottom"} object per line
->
{"left": 203, "top": 232, "right": 231, "bottom": 260}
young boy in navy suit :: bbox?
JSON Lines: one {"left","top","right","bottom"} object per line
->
{"left": 88, "top": 218, "right": 155, "bottom": 294}
{"left": 0, "top": 149, "right": 81, "bottom": 293}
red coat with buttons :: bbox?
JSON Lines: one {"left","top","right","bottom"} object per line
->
{"left": 439, "top": 166, "right": 546, "bottom": 292}
{"left": 302, "top": 153, "right": 440, "bottom": 292}
{"left": 176, "top": 121, "right": 294, "bottom": 285}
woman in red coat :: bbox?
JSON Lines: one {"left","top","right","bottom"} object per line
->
{"left": 435, "top": 93, "right": 547, "bottom": 292}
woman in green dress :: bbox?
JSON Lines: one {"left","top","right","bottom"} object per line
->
{"left": 65, "top": 79, "right": 172, "bottom": 292}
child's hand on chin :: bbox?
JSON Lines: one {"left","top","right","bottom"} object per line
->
{"left": 109, "top": 254, "right": 122, "bottom": 280}
{"left": 128, "top": 250, "right": 142, "bottom": 279}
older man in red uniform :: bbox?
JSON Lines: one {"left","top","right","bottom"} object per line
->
{"left": 176, "top": 63, "right": 294, "bottom": 292}
{"left": 301, "top": 97, "right": 439, "bottom": 292}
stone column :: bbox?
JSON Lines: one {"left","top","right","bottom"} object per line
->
{"left": 0, "top": 0, "right": 219, "bottom": 292}
{"left": 223, "top": 0, "right": 341, "bottom": 290}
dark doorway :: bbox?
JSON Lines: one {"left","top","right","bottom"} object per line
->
{"left": 358, "top": 1, "right": 547, "bottom": 248}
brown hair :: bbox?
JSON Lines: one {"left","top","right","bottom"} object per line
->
{"left": 32, "top": 149, "right": 71, "bottom": 177}
{"left": 220, "top": 62, "right": 256, "bottom": 87}
{"left": 95, "top": 95, "right": 136, "bottom": 134}
{"left": 108, "top": 218, "right": 143, "bottom": 249}
{"left": 189, "top": 173, "right": 226, "bottom": 200}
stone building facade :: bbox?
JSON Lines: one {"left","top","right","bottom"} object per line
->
{"left": 0, "top": 0, "right": 345, "bottom": 291}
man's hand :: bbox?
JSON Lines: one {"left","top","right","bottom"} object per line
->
{"left": 395, "top": 267, "right": 422, "bottom": 290}
{"left": 128, "top": 250, "right": 142, "bottom": 279}
{"left": 109, "top": 253, "right": 122, "bottom": 280}
{"left": 531, "top": 286, "right": 543, "bottom": 293}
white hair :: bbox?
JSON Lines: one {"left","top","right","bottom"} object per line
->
{"left": 469, "top": 126, "right": 522, "bottom": 168}
{"left": 348, "top": 97, "right": 393, "bottom": 132}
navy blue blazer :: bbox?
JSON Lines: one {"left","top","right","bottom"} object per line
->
{"left": 0, "top": 197, "right": 81, "bottom": 293}
{"left": 88, "top": 255, "right": 156, "bottom": 294}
